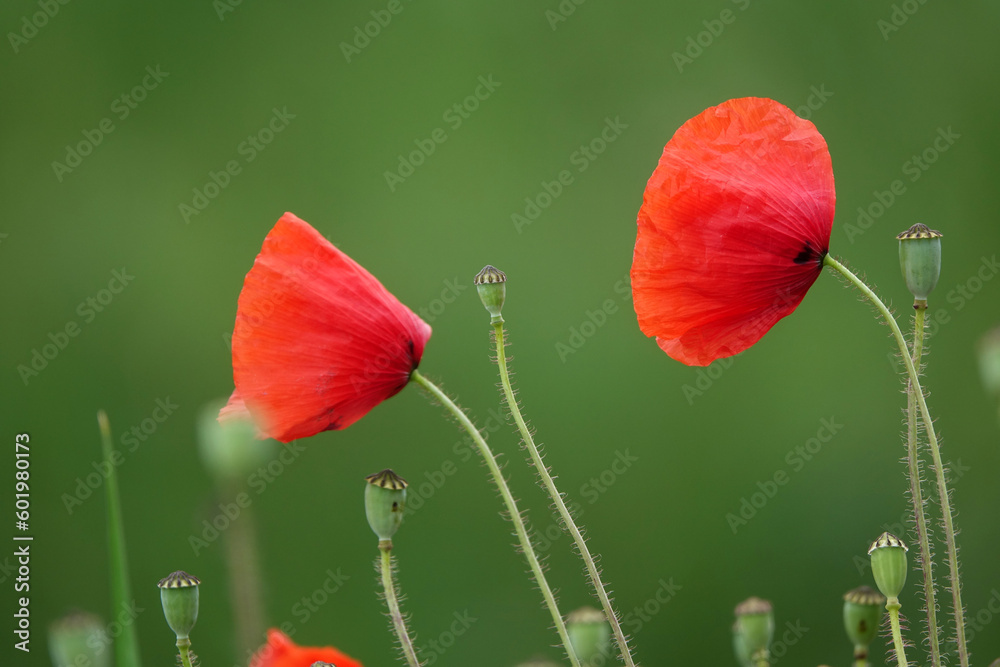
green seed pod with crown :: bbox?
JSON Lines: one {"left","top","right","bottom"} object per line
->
{"left": 474, "top": 265, "right": 507, "bottom": 324}
{"left": 567, "top": 606, "right": 611, "bottom": 666}
{"left": 843, "top": 586, "right": 885, "bottom": 653}
{"left": 868, "top": 532, "right": 908, "bottom": 600}
{"left": 734, "top": 597, "right": 774, "bottom": 665}
{"left": 897, "top": 224, "right": 942, "bottom": 303}
{"left": 365, "top": 469, "right": 408, "bottom": 543}
{"left": 158, "top": 571, "right": 200, "bottom": 640}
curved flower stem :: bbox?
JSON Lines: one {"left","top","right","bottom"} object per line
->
{"left": 886, "top": 598, "right": 910, "bottom": 667}
{"left": 491, "top": 322, "right": 636, "bottom": 667}
{"left": 378, "top": 540, "right": 422, "bottom": 667}
{"left": 824, "top": 255, "right": 968, "bottom": 667}
{"left": 410, "top": 369, "right": 581, "bottom": 667}
{"left": 906, "top": 304, "right": 942, "bottom": 667}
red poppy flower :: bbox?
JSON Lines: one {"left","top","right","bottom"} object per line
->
{"left": 249, "top": 629, "right": 363, "bottom": 667}
{"left": 226, "top": 212, "right": 432, "bottom": 442}
{"left": 631, "top": 97, "right": 835, "bottom": 366}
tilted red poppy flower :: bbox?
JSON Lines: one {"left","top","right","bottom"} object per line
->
{"left": 226, "top": 212, "right": 432, "bottom": 442}
{"left": 631, "top": 97, "right": 835, "bottom": 366}
{"left": 249, "top": 629, "right": 363, "bottom": 667}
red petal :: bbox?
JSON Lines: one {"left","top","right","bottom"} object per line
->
{"left": 217, "top": 389, "right": 251, "bottom": 423}
{"left": 632, "top": 98, "right": 835, "bottom": 366}
{"left": 232, "top": 213, "right": 432, "bottom": 442}
{"left": 249, "top": 629, "right": 363, "bottom": 667}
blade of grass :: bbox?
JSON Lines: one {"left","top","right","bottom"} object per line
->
{"left": 98, "top": 410, "right": 142, "bottom": 667}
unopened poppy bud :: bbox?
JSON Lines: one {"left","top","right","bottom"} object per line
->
{"left": 158, "top": 571, "right": 200, "bottom": 640}
{"left": 978, "top": 327, "right": 1000, "bottom": 396}
{"left": 365, "top": 469, "right": 407, "bottom": 542}
{"left": 843, "top": 585, "right": 885, "bottom": 650}
{"left": 734, "top": 597, "right": 774, "bottom": 662}
{"left": 896, "top": 224, "right": 942, "bottom": 303}
{"left": 868, "top": 532, "right": 908, "bottom": 599}
{"left": 199, "top": 398, "right": 278, "bottom": 482}
{"left": 567, "top": 606, "right": 610, "bottom": 666}
{"left": 474, "top": 265, "right": 506, "bottom": 324}
{"left": 49, "top": 611, "right": 110, "bottom": 667}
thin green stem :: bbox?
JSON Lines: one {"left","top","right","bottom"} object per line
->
{"left": 222, "top": 485, "right": 265, "bottom": 658}
{"left": 410, "top": 370, "right": 581, "bottom": 667}
{"left": 97, "top": 411, "right": 142, "bottom": 667}
{"left": 378, "top": 541, "right": 421, "bottom": 667}
{"left": 824, "top": 256, "right": 968, "bottom": 667}
{"left": 887, "top": 598, "right": 909, "bottom": 667}
{"left": 491, "top": 322, "right": 636, "bottom": 667}
{"left": 176, "top": 638, "right": 195, "bottom": 667}
{"left": 906, "top": 305, "right": 942, "bottom": 667}
{"left": 752, "top": 650, "right": 771, "bottom": 667}
{"left": 853, "top": 644, "right": 869, "bottom": 667}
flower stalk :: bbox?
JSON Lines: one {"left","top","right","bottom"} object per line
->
{"left": 410, "top": 369, "right": 581, "bottom": 667}
{"left": 378, "top": 541, "right": 421, "bottom": 667}
{"left": 490, "top": 319, "right": 635, "bottom": 667}
{"left": 824, "top": 254, "right": 968, "bottom": 666}
{"left": 905, "top": 303, "right": 942, "bottom": 667}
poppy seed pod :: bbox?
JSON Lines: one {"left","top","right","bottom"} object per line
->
{"left": 734, "top": 597, "right": 774, "bottom": 662}
{"left": 868, "top": 532, "right": 908, "bottom": 600}
{"left": 567, "top": 606, "right": 611, "bottom": 666}
{"left": 732, "top": 621, "right": 752, "bottom": 667}
{"left": 365, "top": 469, "right": 408, "bottom": 542}
{"left": 158, "top": 571, "right": 200, "bottom": 640}
{"left": 896, "top": 224, "right": 942, "bottom": 303}
{"left": 843, "top": 585, "right": 885, "bottom": 650}
{"left": 474, "top": 265, "right": 507, "bottom": 324}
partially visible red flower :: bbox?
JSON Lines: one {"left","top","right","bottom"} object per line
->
{"left": 226, "top": 212, "right": 432, "bottom": 442}
{"left": 631, "top": 97, "right": 835, "bottom": 366}
{"left": 249, "top": 629, "right": 362, "bottom": 667}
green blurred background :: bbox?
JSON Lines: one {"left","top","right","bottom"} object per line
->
{"left": 2, "top": 1, "right": 999, "bottom": 666}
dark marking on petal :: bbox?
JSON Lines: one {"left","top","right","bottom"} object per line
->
{"left": 793, "top": 242, "right": 815, "bottom": 264}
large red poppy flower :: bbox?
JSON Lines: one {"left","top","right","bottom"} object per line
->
{"left": 227, "top": 212, "right": 432, "bottom": 442}
{"left": 631, "top": 97, "right": 835, "bottom": 366}
{"left": 249, "top": 629, "right": 363, "bottom": 667}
